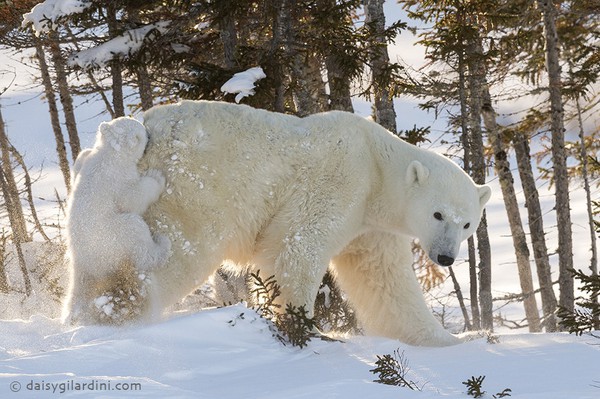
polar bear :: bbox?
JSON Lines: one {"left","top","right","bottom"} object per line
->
{"left": 131, "top": 101, "right": 491, "bottom": 346}
{"left": 63, "top": 117, "right": 171, "bottom": 324}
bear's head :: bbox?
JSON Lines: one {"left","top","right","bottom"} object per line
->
{"left": 404, "top": 160, "right": 491, "bottom": 267}
{"left": 96, "top": 117, "right": 148, "bottom": 160}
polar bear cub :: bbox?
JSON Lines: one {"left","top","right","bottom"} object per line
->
{"left": 63, "top": 117, "right": 171, "bottom": 324}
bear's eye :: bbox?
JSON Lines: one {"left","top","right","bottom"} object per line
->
{"left": 434, "top": 212, "right": 443, "bottom": 221}
{"left": 464, "top": 223, "right": 471, "bottom": 229}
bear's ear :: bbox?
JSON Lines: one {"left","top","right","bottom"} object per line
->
{"left": 406, "top": 160, "right": 429, "bottom": 186}
{"left": 478, "top": 185, "right": 492, "bottom": 207}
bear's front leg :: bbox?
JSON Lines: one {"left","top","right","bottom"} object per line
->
{"left": 331, "top": 231, "right": 461, "bottom": 346}
{"left": 256, "top": 195, "right": 365, "bottom": 319}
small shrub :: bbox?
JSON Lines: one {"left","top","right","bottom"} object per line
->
{"left": 463, "top": 376, "right": 486, "bottom": 398}
{"left": 557, "top": 269, "right": 600, "bottom": 335}
{"left": 313, "top": 271, "right": 359, "bottom": 335}
{"left": 249, "top": 271, "right": 281, "bottom": 320}
{"left": 277, "top": 303, "right": 316, "bottom": 348}
{"left": 249, "top": 271, "right": 316, "bottom": 348}
{"left": 462, "top": 375, "right": 512, "bottom": 398}
{"left": 370, "top": 349, "right": 421, "bottom": 391}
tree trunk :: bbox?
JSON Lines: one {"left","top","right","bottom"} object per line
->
{"left": 537, "top": 0, "right": 574, "bottom": 313}
{"left": 48, "top": 30, "right": 81, "bottom": 160}
{"left": 364, "top": 0, "right": 397, "bottom": 133}
{"left": 107, "top": 4, "right": 125, "bottom": 117}
{"left": 467, "top": 236, "right": 481, "bottom": 330}
{"left": 0, "top": 106, "right": 29, "bottom": 243}
{"left": 0, "top": 234, "right": 8, "bottom": 293}
{"left": 10, "top": 146, "right": 51, "bottom": 242}
{"left": 34, "top": 38, "right": 72, "bottom": 191}
{"left": 136, "top": 65, "right": 154, "bottom": 111}
{"left": 449, "top": 266, "right": 473, "bottom": 331}
{"left": 281, "top": 0, "right": 327, "bottom": 116}
{"left": 325, "top": 53, "right": 354, "bottom": 112}
{"left": 128, "top": 9, "right": 154, "bottom": 111}
{"left": 0, "top": 169, "right": 31, "bottom": 295}
{"left": 220, "top": 10, "right": 238, "bottom": 70}
{"left": 458, "top": 50, "right": 480, "bottom": 331}
{"left": 574, "top": 95, "right": 599, "bottom": 329}
{"left": 269, "top": 0, "right": 287, "bottom": 113}
{"left": 513, "top": 131, "right": 558, "bottom": 331}
{"left": 482, "top": 89, "right": 541, "bottom": 332}
{"left": 465, "top": 40, "right": 493, "bottom": 331}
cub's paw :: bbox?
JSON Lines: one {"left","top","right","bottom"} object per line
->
{"left": 155, "top": 233, "right": 172, "bottom": 255}
{"left": 144, "top": 169, "right": 166, "bottom": 189}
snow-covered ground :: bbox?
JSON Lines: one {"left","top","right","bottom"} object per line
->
{"left": 1, "top": 305, "right": 598, "bottom": 398}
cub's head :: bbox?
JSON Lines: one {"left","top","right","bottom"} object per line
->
{"left": 96, "top": 117, "right": 148, "bottom": 160}
{"left": 405, "top": 160, "right": 491, "bottom": 267}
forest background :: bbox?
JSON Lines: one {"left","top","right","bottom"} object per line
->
{"left": 0, "top": 0, "right": 598, "bottom": 336}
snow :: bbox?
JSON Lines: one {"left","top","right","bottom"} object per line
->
{"left": 220, "top": 67, "right": 267, "bottom": 103}
{"left": 0, "top": 305, "right": 598, "bottom": 398}
{"left": 21, "top": 0, "right": 93, "bottom": 35}
{"left": 68, "top": 22, "right": 170, "bottom": 69}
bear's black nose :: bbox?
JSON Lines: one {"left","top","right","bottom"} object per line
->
{"left": 437, "top": 255, "right": 454, "bottom": 266}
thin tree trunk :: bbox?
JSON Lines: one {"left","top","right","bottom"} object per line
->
{"left": 574, "top": 95, "right": 599, "bottom": 329}
{"left": 449, "top": 266, "right": 473, "bottom": 331}
{"left": 325, "top": 53, "right": 354, "bottom": 112}
{"left": 0, "top": 169, "right": 31, "bottom": 295}
{"left": 0, "top": 106, "right": 29, "bottom": 243}
{"left": 291, "top": 51, "right": 328, "bottom": 116}
{"left": 364, "top": 0, "right": 397, "bottom": 133}
{"left": 467, "top": 236, "right": 481, "bottom": 330}
{"left": 458, "top": 50, "right": 480, "bottom": 331}
{"left": 48, "top": 30, "right": 80, "bottom": 160}
{"left": 513, "top": 131, "right": 558, "bottom": 331}
{"left": 10, "top": 146, "right": 51, "bottom": 242}
{"left": 280, "top": 0, "right": 328, "bottom": 116}
{"left": 0, "top": 233, "right": 8, "bottom": 293}
{"left": 270, "top": 0, "right": 287, "bottom": 113}
{"left": 482, "top": 89, "right": 541, "bottom": 332}
{"left": 537, "top": 0, "right": 574, "bottom": 314}
{"left": 136, "top": 65, "right": 154, "bottom": 111}
{"left": 465, "top": 40, "right": 493, "bottom": 331}
{"left": 318, "top": 0, "right": 353, "bottom": 111}
{"left": 220, "top": 10, "right": 238, "bottom": 70}
{"left": 107, "top": 4, "right": 125, "bottom": 118}
{"left": 34, "top": 38, "right": 71, "bottom": 191}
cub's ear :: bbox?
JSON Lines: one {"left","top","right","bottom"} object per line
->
{"left": 126, "top": 131, "right": 142, "bottom": 149}
{"left": 478, "top": 185, "right": 492, "bottom": 207}
{"left": 406, "top": 160, "right": 430, "bottom": 186}
{"left": 98, "top": 121, "right": 110, "bottom": 137}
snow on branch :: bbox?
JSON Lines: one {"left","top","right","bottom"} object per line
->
{"left": 220, "top": 67, "right": 266, "bottom": 103}
{"left": 68, "top": 22, "right": 170, "bottom": 69}
{"left": 22, "top": 0, "right": 92, "bottom": 35}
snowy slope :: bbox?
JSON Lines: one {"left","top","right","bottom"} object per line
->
{"left": 1, "top": 305, "right": 598, "bottom": 398}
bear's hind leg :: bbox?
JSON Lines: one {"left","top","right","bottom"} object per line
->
{"left": 331, "top": 231, "right": 460, "bottom": 346}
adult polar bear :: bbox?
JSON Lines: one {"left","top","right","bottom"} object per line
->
{"left": 139, "top": 100, "right": 491, "bottom": 346}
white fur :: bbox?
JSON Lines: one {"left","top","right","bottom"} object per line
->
{"left": 134, "top": 101, "right": 490, "bottom": 346}
{"left": 63, "top": 117, "right": 171, "bottom": 324}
